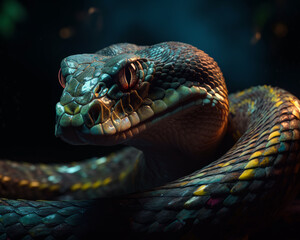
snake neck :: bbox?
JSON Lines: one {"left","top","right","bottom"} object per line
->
{"left": 133, "top": 147, "right": 216, "bottom": 190}
{"left": 128, "top": 104, "right": 229, "bottom": 189}
{"left": 131, "top": 150, "right": 184, "bottom": 190}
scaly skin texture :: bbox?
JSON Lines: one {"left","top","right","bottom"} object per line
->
{"left": 0, "top": 42, "right": 300, "bottom": 239}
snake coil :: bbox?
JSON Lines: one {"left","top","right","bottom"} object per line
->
{"left": 0, "top": 42, "right": 300, "bottom": 239}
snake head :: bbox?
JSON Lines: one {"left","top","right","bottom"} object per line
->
{"left": 56, "top": 42, "right": 229, "bottom": 153}
{"left": 55, "top": 45, "right": 156, "bottom": 145}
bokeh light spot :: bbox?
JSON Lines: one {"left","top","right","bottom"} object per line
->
{"left": 0, "top": 14, "right": 14, "bottom": 37}
{"left": 251, "top": 31, "right": 261, "bottom": 44}
{"left": 88, "top": 7, "right": 97, "bottom": 15}
{"left": 0, "top": 0, "right": 26, "bottom": 38}
{"left": 274, "top": 23, "right": 288, "bottom": 38}
{"left": 59, "top": 27, "right": 73, "bottom": 39}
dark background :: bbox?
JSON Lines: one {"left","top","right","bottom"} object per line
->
{"left": 0, "top": 0, "right": 300, "bottom": 239}
{"left": 0, "top": 0, "right": 299, "bottom": 162}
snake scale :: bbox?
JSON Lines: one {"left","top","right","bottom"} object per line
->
{"left": 0, "top": 42, "right": 300, "bottom": 239}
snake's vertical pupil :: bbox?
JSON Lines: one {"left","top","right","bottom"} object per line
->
{"left": 58, "top": 68, "right": 66, "bottom": 88}
{"left": 118, "top": 63, "right": 138, "bottom": 91}
{"left": 125, "top": 66, "right": 132, "bottom": 86}
{"left": 119, "top": 63, "right": 139, "bottom": 92}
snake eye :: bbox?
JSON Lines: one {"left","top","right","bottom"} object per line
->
{"left": 58, "top": 68, "right": 66, "bottom": 88}
{"left": 118, "top": 63, "right": 138, "bottom": 91}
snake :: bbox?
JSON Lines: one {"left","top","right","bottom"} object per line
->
{"left": 0, "top": 41, "right": 300, "bottom": 239}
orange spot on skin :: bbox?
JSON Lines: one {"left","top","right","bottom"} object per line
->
{"left": 2, "top": 176, "right": 11, "bottom": 182}
{"left": 29, "top": 181, "right": 40, "bottom": 188}
{"left": 92, "top": 180, "right": 102, "bottom": 189}
{"left": 50, "top": 185, "right": 60, "bottom": 191}
{"left": 71, "top": 183, "right": 82, "bottom": 191}
{"left": 19, "top": 180, "right": 29, "bottom": 186}
{"left": 82, "top": 182, "right": 92, "bottom": 190}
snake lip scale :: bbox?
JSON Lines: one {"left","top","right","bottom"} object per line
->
{"left": 0, "top": 42, "right": 300, "bottom": 239}
{"left": 62, "top": 93, "right": 217, "bottom": 147}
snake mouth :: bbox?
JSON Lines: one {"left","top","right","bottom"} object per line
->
{"left": 60, "top": 86, "right": 225, "bottom": 146}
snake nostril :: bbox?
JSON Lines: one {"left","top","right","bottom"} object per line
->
{"left": 88, "top": 102, "right": 102, "bottom": 125}
{"left": 94, "top": 84, "right": 101, "bottom": 94}
{"left": 94, "top": 83, "right": 108, "bottom": 97}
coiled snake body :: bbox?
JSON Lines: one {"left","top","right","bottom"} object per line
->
{"left": 1, "top": 42, "right": 300, "bottom": 239}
